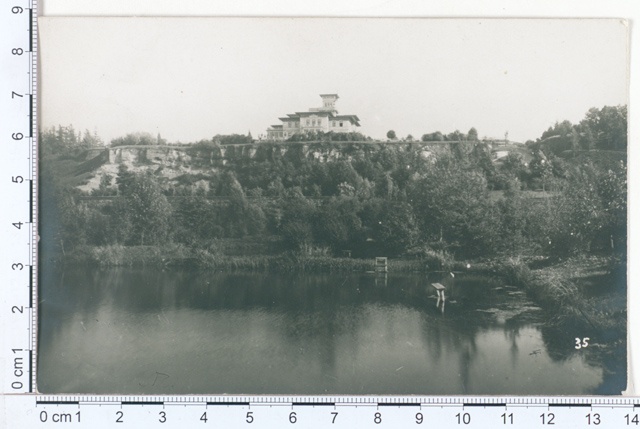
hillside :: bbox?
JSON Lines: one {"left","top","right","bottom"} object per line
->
{"left": 47, "top": 140, "right": 531, "bottom": 194}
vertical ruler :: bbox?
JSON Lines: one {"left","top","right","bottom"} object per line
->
{"left": 0, "top": 0, "right": 38, "bottom": 396}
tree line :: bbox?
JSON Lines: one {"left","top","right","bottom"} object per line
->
{"left": 40, "top": 105, "right": 626, "bottom": 262}
{"left": 528, "top": 105, "right": 627, "bottom": 154}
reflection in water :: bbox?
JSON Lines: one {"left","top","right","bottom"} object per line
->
{"left": 38, "top": 267, "right": 608, "bottom": 394}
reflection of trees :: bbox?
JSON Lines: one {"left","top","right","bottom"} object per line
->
{"left": 503, "top": 319, "right": 521, "bottom": 369}
{"left": 539, "top": 324, "right": 578, "bottom": 363}
{"left": 416, "top": 305, "right": 481, "bottom": 393}
{"left": 458, "top": 339, "right": 476, "bottom": 394}
{"left": 43, "top": 268, "right": 578, "bottom": 394}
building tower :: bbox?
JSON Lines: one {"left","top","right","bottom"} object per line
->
{"left": 319, "top": 94, "right": 339, "bottom": 112}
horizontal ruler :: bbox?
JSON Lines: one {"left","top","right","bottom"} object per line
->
{"left": 3, "top": 395, "right": 640, "bottom": 428}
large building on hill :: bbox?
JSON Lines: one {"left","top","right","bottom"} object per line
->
{"left": 266, "top": 94, "right": 361, "bottom": 140}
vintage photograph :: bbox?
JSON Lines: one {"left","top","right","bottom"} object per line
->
{"left": 38, "top": 18, "right": 628, "bottom": 394}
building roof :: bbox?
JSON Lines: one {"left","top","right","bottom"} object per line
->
{"left": 319, "top": 94, "right": 339, "bottom": 99}
{"left": 309, "top": 107, "right": 338, "bottom": 112}
{"left": 269, "top": 125, "right": 283, "bottom": 130}
{"left": 274, "top": 111, "right": 361, "bottom": 125}
{"left": 295, "top": 111, "right": 333, "bottom": 117}
{"left": 333, "top": 115, "right": 361, "bottom": 126}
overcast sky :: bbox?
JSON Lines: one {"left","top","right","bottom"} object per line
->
{"left": 39, "top": 17, "right": 628, "bottom": 143}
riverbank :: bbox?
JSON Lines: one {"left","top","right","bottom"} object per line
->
{"left": 491, "top": 255, "right": 626, "bottom": 332}
{"left": 490, "top": 254, "right": 626, "bottom": 390}
{"left": 63, "top": 245, "right": 626, "bottom": 328}
{"left": 61, "top": 244, "right": 464, "bottom": 272}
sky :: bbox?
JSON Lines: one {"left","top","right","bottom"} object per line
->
{"left": 39, "top": 17, "right": 628, "bottom": 144}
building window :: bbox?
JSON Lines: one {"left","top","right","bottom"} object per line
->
{"left": 339, "top": 122, "right": 343, "bottom": 127}
{"left": 306, "top": 119, "right": 310, "bottom": 126}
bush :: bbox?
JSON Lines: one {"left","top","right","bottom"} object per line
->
{"left": 405, "top": 245, "right": 454, "bottom": 271}
{"left": 91, "top": 244, "right": 127, "bottom": 266}
{"left": 494, "top": 256, "right": 534, "bottom": 286}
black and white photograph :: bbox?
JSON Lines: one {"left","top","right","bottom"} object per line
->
{"left": 37, "top": 17, "right": 628, "bottom": 395}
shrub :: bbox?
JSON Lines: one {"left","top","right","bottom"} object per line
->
{"left": 495, "top": 256, "right": 534, "bottom": 286}
{"left": 405, "top": 245, "right": 454, "bottom": 271}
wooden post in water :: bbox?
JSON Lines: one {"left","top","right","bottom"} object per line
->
{"left": 375, "top": 257, "right": 388, "bottom": 287}
{"left": 432, "top": 282, "right": 446, "bottom": 311}
{"left": 375, "top": 257, "right": 388, "bottom": 273}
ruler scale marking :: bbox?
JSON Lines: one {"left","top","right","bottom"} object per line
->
{"left": 28, "top": 8, "right": 32, "bottom": 52}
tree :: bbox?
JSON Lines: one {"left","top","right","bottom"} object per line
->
{"left": 81, "top": 129, "right": 104, "bottom": 148}
{"left": 500, "top": 152, "right": 528, "bottom": 184}
{"left": 421, "top": 131, "right": 444, "bottom": 142}
{"left": 324, "top": 161, "right": 363, "bottom": 196}
{"left": 386, "top": 130, "right": 397, "bottom": 140}
{"left": 171, "top": 195, "right": 222, "bottom": 243}
{"left": 408, "top": 167, "right": 500, "bottom": 257}
{"left": 314, "top": 197, "right": 363, "bottom": 251}
{"left": 278, "top": 191, "right": 318, "bottom": 250}
{"left": 156, "top": 133, "right": 167, "bottom": 145}
{"left": 447, "top": 130, "right": 465, "bottom": 142}
{"left": 212, "top": 133, "right": 253, "bottom": 145}
{"left": 40, "top": 125, "right": 84, "bottom": 156}
{"left": 495, "top": 184, "right": 528, "bottom": 252}
{"left": 92, "top": 173, "right": 116, "bottom": 196}
{"left": 361, "top": 199, "right": 418, "bottom": 256}
{"left": 580, "top": 105, "right": 627, "bottom": 151}
{"left": 580, "top": 125, "right": 596, "bottom": 151}
{"left": 541, "top": 120, "right": 573, "bottom": 141}
{"left": 110, "top": 132, "right": 157, "bottom": 147}
{"left": 115, "top": 164, "right": 136, "bottom": 195}
{"left": 119, "top": 171, "right": 173, "bottom": 245}
{"left": 528, "top": 152, "right": 553, "bottom": 191}
{"left": 570, "top": 128, "right": 580, "bottom": 154}
{"left": 468, "top": 127, "right": 479, "bottom": 141}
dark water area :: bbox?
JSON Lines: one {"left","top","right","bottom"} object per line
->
{"left": 38, "top": 267, "right": 617, "bottom": 394}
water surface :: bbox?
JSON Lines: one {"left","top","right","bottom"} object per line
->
{"left": 39, "top": 267, "right": 608, "bottom": 394}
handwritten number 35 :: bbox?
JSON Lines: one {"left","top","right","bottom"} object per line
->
{"left": 575, "top": 337, "right": 590, "bottom": 349}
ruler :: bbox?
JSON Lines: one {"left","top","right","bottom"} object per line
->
{"left": 2, "top": 3, "right": 639, "bottom": 428}
{"left": 0, "top": 0, "right": 38, "bottom": 403}
{"left": 2, "top": 395, "right": 640, "bottom": 427}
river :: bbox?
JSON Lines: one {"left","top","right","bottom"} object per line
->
{"left": 38, "top": 267, "right": 609, "bottom": 394}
